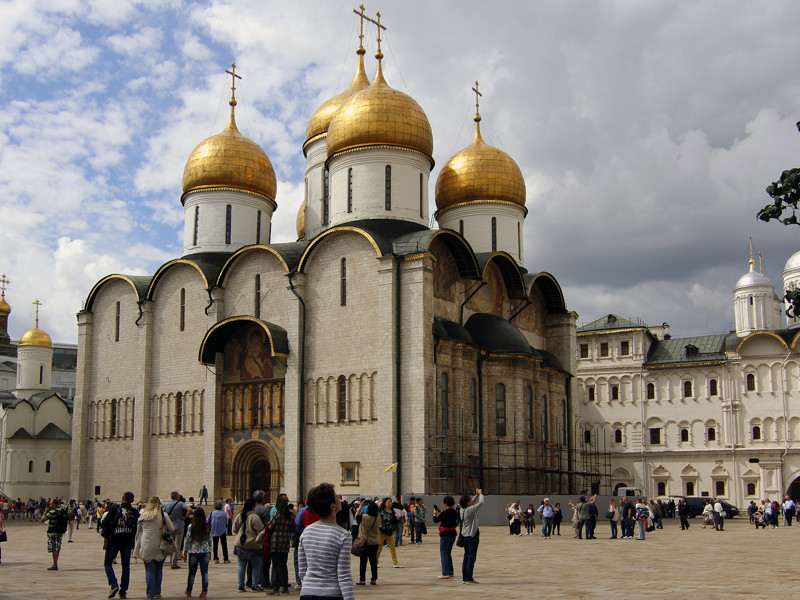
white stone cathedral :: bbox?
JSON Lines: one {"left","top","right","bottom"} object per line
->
{"left": 70, "top": 19, "right": 578, "bottom": 503}
{"left": 576, "top": 243, "right": 800, "bottom": 506}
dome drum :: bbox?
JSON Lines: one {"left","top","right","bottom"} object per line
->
{"left": 437, "top": 202, "right": 526, "bottom": 264}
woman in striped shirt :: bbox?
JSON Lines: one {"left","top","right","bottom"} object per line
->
{"left": 298, "top": 483, "right": 354, "bottom": 600}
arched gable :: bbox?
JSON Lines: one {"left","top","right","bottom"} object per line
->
{"left": 83, "top": 274, "right": 150, "bottom": 312}
{"left": 147, "top": 259, "right": 211, "bottom": 301}
{"left": 298, "top": 226, "right": 382, "bottom": 272}
{"left": 526, "top": 272, "right": 567, "bottom": 314}
{"left": 393, "top": 228, "right": 480, "bottom": 280}
{"left": 735, "top": 331, "right": 789, "bottom": 355}
{"left": 217, "top": 243, "right": 309, "bottom": 286}
{"left": 476, "top": 252, "right": 526, "bottom": 300}
{"left": 200, "top": 316, "right": 289, "bottom": 365}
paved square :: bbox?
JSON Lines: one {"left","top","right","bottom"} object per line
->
{"left": 0, "top": 517, "right": 793, "bottom": 599}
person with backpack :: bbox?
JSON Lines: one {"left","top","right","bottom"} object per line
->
{"left": 163, "top": 491, "right": 191, "bottom": 569}
{"left": 376, "top": 498, "right": 403, "bottom": 569}
{"left": 101, "top": 492, "right": 140, "bottom": 599}
{"left": 432, "top": 495, "right": 459, "bottom": 579}
{"left": 41, "top": 497, "right": 68, "bottom": 570}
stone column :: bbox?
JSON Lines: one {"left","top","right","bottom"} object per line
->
{"left": 70, "top": 311, "right": 93, "bottom": 500}
{"left": 283, "top": 274, "right": 304, "bottom": 501}
{"left": 204, "top": 287, "right": 225, "bottom": 501}
{"left": 132, "top": 301, "right": 154, "bottom": 496}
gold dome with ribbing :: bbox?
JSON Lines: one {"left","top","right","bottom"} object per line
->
{"left": 435, "top": 121, "right": 526, "bottom": 210}
{"left": 326, "top": 62, "right": 433, "bottom": 159}
{"left": 19, "top": 326, "right": 52, "bottom": 348}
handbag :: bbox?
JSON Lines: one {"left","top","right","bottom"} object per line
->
{"left": 0, "top": 530, "right": 7, "bottom": 542}
{"left": 159, "top": 534, "right": 175, "bottom": 556}
{"left": 351, "top": 537, "right": 367, "bottom": 557}
{"left": 455, "top": 511, "right": 465, "bottom": 547}
{"left": 420, "top": 522, "right": 427, "bottom": 535}
{"left": 605, "top": 510, "right": 615, "bottom": 520}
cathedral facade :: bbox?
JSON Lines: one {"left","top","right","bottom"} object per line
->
{"left": 69, "top": 22, "right": 577, "bottom": 504}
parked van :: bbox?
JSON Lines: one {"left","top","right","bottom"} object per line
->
{"left": 675, "top": 496, "right": 739, "bottom": 519}
{"left": 612, "top": 487, "right": 644, "bottom": 498}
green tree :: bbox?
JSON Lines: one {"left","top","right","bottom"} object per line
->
{"left": 758, "top": 121, "right": 800, "bottom": 317}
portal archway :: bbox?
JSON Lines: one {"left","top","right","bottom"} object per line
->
{"left": 231, "top": 440, "right": 279, "bottom": 503}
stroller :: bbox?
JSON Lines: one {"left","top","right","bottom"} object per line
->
{"left": 754, "top": 509, "right": 767, "bottom": 529}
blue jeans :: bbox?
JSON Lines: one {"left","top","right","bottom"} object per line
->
{"left": 609, "top": 520, "right": 618, "bottom": 538}
{"left": 461, "top": 530, "right": 479, "bottom": 582}
{"left": 187, "top": 552, "right": 210, "bottom": 594}
{"left": 104, "top": 544, "right": 131, "bottom": 592}
{"left": 395, "top": 524, "right": 403, "bottom": 546}
{"left": 542, "top": 517, "right": 553, "bottom": 537}
{"left": 293, "top": 543, "right": 301, "bottom": 586}
{"left": 238, "top": 553, "right": 262, "bottom": 589}
{"left": 439, "top": 535, "right": 455, "bottom": 576}
{"left": 577, "top": 518, "right": 588, "bottom": 538}
{"left": 636, "top": 519, "right": 646, "bottom": 539}
{"left": 143, "top": 558, "right": 165, "bottom": 599}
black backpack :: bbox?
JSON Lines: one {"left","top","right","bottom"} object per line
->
{"left": 52, "top": 508, "right": 69, "bottom": 534}
{"left": 98, "top": 505, "right": 119, "bottom": 539}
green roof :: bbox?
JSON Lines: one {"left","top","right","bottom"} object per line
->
{"left": 578, "top": 314, "right": 649, "bottom": 333}
{"left": 646, "top": 334, "right": 727, "bottom": 366}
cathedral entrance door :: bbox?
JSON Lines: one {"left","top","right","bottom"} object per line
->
{"left": 251, "top": 460, "right": 271, "bottom": 502}
{"left": 788, "top": 476, "right": 800, "bottom": 500}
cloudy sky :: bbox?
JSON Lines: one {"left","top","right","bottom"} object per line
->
{"left": 2, "top": 0, "right": 800, "bottom": 343}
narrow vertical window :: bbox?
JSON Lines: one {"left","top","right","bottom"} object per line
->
{"left": 46, "top": 460, "right": 51, "bottom": 473}
{"left": 193, "top": 205, "right": 199, "bottom": 246}
{"left": 517, "top": 222, "right": 521, "bottom": 257}
{"left": 115, "top": 301, "right": 120, "bottom": 342}
{"left": 175, "top": 392, "right": 183, "bottom": 433}
{"left": 441, "top": 373, "right": 449, "bottom": 429}
{"left": 526, "top": 387, "right": 533, "bottom": 438}
{"left": 28, "top": 460, "right": 33, "bottom": 473}
{"left": 746, "top": 373, "right": 756, "bottom": 391}
{"left": 419, "top": 173, "right": 424, "bottom": 217}
{"left": 588, "top": 386, "right": 595, "bottom": 402}
{"left": 347, "top": 168, "right": 353, "bottom": 213}
{"left": 683, "top": 380, "right": 693, "bottom": 398}
{"left": 256, "top": 210, "right": 262, "bottom": 244}
{"left": 110, "top": 400, "right": 117, "bottom": 437}
{"left": 459, "top": 220, "right": 464, "bottom": 236}
{"left": 385, "top": 165, "right": 391, "bottom": 210}
{"left": 491, "top": 217, "right": 497, "bottom": 252}
{"left": 39, "top": 365, "right": 43, "bottom": 384}
{"left": 254, "top": 275, "right": 261, "bottom": 319}
{"left": 338, "top": 375, "right": 347, "bottom": 421}
{"left": 323, "top": 169, "right": 330, "bottom": 225}
{"left": 541, "top": 396, "right": 548, "bottom": 441}
{"left": 340, "top": 258, "right": 347, "bottom": 306}
{"left": 710, "top": 379, "right": 718, "bottom": 396}
{"left": 647, "top": 383, "right": 655, "bottom": 399}
{"left": 225, "top": 204, "right": 232, "bottom": 244}
{"left": 496, "top": 383, "right": 506, "bottom": 436}
{"left": 471, "top": 379, "right": 478, "bottom": 433}
{"left": 179, "top": 288, "right": 185, "bottom": 331}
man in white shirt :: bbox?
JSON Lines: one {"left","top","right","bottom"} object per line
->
{"left": 783, "top": 496, "right": 796, "bottom": 526}
{"left": 713, "top": 499, "right": 725, "bottom": 531}
{"left": 537, "top": 498, "right": 555, "bottom": 539}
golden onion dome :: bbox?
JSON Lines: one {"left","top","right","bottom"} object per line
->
{"left": 0, "top": 295, "right": 10, "bottom": 316}
{"left": 19, "top": 326, "right": 52, "bottom": 348}
{"left": 327, "top": 60, "right": 433, "bottom": 160}
{"left": 182, "top": 107, "right": 277, "bottom": 203}
{"left": 305, "top": 47, "right": 371, "bottom": 144}
{"left": 435, "top": 118, "right": 526, "bottom": 211}
{"left": 296, "top": 198, "right": 306, "bottom": 240}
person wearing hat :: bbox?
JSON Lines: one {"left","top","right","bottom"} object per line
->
{"left": 537, "top": 498, "right": 555, "bottom": 539}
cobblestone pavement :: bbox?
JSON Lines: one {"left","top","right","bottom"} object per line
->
{"left": 0, "top": 517, "right": 795, "bottom": 599}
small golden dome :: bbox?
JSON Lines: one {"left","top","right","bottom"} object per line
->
{"left": 435, "top": 120, "right": 526, "bottom": 211}
{"left": 0, "top": 295, "right": 10, "bottom": 316}
{"left": 182, "top": 109, "right": 277, "bottom": 202}
{"left": 306, "top": 48, "right": 371, "bottom": 143}
{"left": 327, "top": 61, "right": 433, "bottom": 159}
{"left": 19, "top": 326, "right": 52, "bottom": 348}
{"left": 296, "top": 199, "right": 306, "bottom": 240}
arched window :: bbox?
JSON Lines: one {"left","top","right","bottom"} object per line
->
{"left": 110, "top": 400, "right": 117, "bottom": 437}
{"left": 657, "top": 481, "right": 666, "bottom": 496}
{"left": 541, "top": 396, "right": 548, "bottom": 441}
{"left": 680, "top": 428, "right": 689, "bottom": 442}
{"left": 746, "top": 373, "right": 756, "bottom": 392}
{"left": 254, "top": 275, "right": 261, "bottom": 319}
{"left": 46, "top": 460, "right": 51, "bottom": 473}
{"left": 441, "top": 373, "right": 449, "bottom": 429}
{"left": 686, "top": 481, "right": 695, "bottom": 496}
{"left": 710, "top": 378, "right": 718, "bottom": 396}
{"left": 491, "top": 217, "right": 497, "bottom": 252}
{"left": 39, "top": 364, "right": 43, "bottom": 385}
{"left": 225, "top": 204, "right": 232, "bottom": 244}
{"left": 715, "top": 480, "right": 725, "bottom": 496}
{"left": 747, "top": 482, "right": 756, "bottom": 496}
{"left": 495, "top": 384, "right": 506, "bottom": 436}
{"left": 347, "top": 168, "right": 354, "bottom": 213}
{"left": 683, "top": 380, "right": 693, "bottom": 398}
{"left": 193, "top": 205, "right": 199, "bottom": 246}
{"left": 459, "top": 220, "right": 464, "bottom": 236}
{"left": 338, "top": 376, "right": 347, "bottom": 421}
{"left": 614, "top": 429, "right": 622, "bottom": 444}
{"left": 588, "top": 386, "right": 595, "bottom": 402}
{"left": 175, "top": 392, "right": 183, "bottom": 433}
{"left": 179, "top": 288, "right": 186, "bottom": 331}
{"left": 584, "top": 429, "right": 591, "bottom": 444}
{"left": 470, "top": 380, "right": 478, "bottom": 433}
{"left": 256, "top": 210, "right": 262, "bottom": 244}
{"left": 115, "top": 301, "right": 121, "bottom": 342}
{"left": 340, "top": 258, "right": 347, "bottom": 306}
{"left": 611, "top": 385, "right": 619, "bottom": 401}
{"left": 753, "top": 425, "right": 761, "bottom": 440}
{"left": 384, "top": 165, "right": 391, "bottom": 210}
{"left": 707, "top": 427, "right": 716, "bottom": 441}
{"left": 28, "top": 460, "right": 33, "bottom": 473}
{"left": 323, "top": 169, "right": 330, "bottom": 225}
{"left": 419, "top": 173, "right": 424, "bottom": 217}
{"left": 526, "top": 387, "right": 533, "bottom": 438}
{"left": 647, "top": 383, "right": 655, "bottom": 400}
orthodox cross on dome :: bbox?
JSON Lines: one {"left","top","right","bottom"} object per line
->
{"left": 0, "top": 274, "right": 8, "bottom": 299}
{"left": 759, "top": 251, "right": 764, "bottom": 273}
{"left": 472, "top": 80, "right": 483, "bottom": 123}
{"left": 749, "top": 235, "right": 755, "bottom": 270}
{"left": 362, "top": 10, "right": 386, "bottom": 60}
{"left": 32, "top": 298, "right": 42, "bottom": 327}
{"left": 226, "top": 63, "right": 242, "bottom": 108}
{"left": 353, "top": 4, "right": 368, "bottom": 51}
